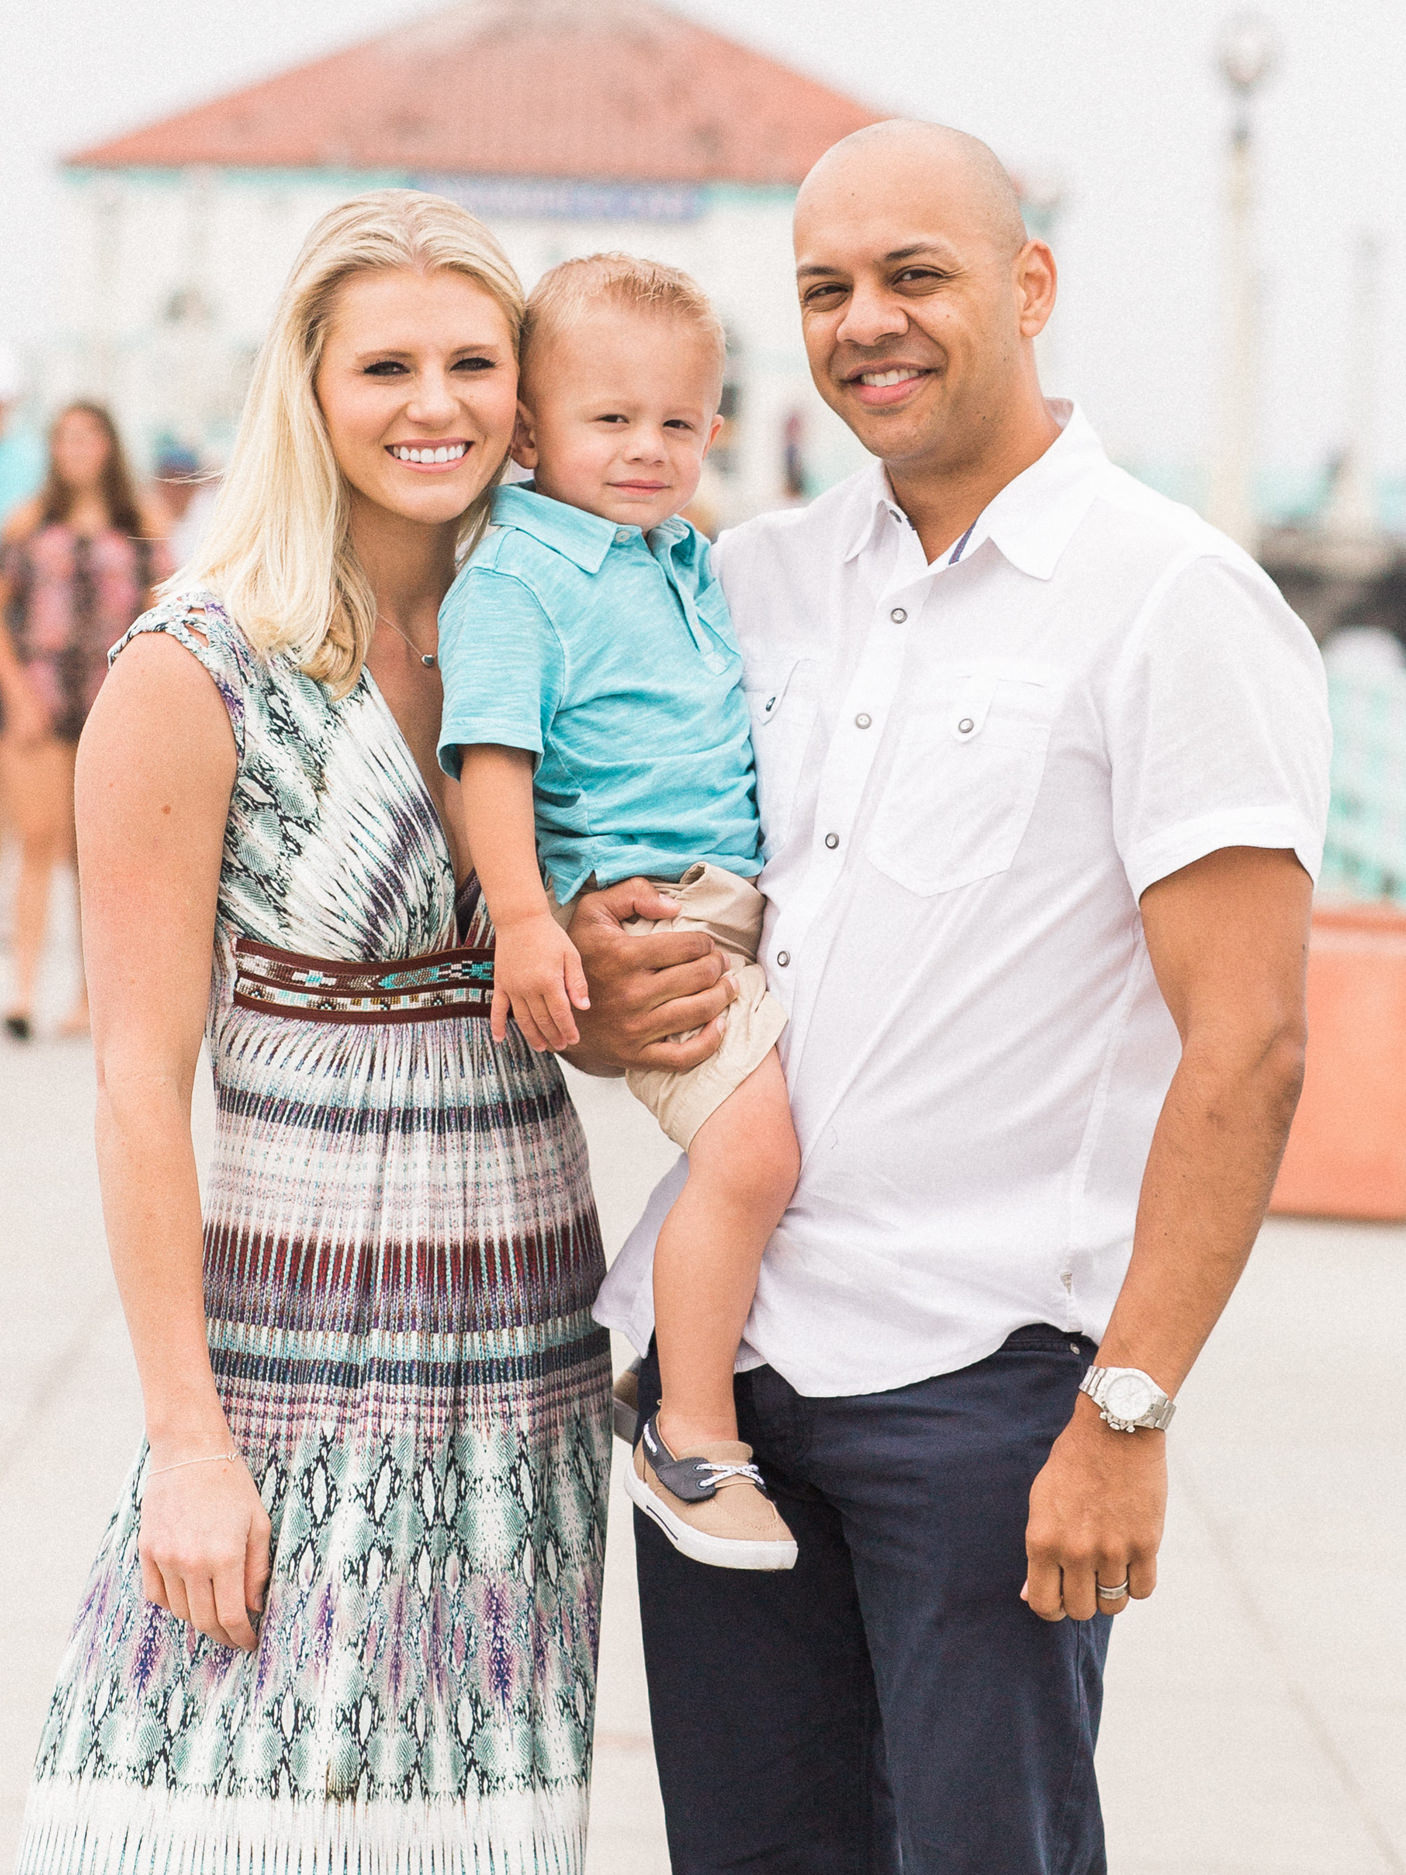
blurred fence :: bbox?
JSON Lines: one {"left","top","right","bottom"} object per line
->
{"left": 1321, "top": 654, "right": 1406, "bottom": 905}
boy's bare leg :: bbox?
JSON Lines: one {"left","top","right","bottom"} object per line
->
{"left": 653, "top": 1046, "right": 799, "bottom": 1453}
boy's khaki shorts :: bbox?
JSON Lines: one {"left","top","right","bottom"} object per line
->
{"left": 556, "top": 861, "right": 787, "bottom": 1150}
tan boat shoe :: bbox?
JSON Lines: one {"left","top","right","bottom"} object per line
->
{"left": 625, "top": 1414, "right": 798, "bottom": 1572}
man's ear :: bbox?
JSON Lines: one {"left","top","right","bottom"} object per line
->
{"left": 510, "top": 401, "right": 539, "bottom": 471}
{"left": 701, "top": 413, "right": 725, "bottom": 459}
{"left": 1016, "top": 240, "right": 1057, "bottom": 340}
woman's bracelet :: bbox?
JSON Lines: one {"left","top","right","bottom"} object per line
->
{"left": 146, "top": 1449, "right": 240, "bottom": 1480}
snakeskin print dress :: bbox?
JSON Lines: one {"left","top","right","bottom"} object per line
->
{"left": 17, "top": 594, "right": 612, "bottom": 1875}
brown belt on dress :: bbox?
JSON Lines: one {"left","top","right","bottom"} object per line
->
{"left": 232, "top": 936, "right": 494, "bottom": 1025}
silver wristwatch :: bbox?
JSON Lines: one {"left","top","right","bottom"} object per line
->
{"left": 1078, "top": 1366, "right": 1176, "bottom": 1433}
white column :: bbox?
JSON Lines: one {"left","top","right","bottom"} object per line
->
{"left": 1207, "top": 14, "right": 1278, "bottom": 552}
{"left": 88, "top": 175, "right": 124, "bottom": 403}
{"left": 1321, "top": 233, "right": 1381, "bottom": 537}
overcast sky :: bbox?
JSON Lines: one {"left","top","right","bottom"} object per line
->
{"left": 3, "top": 0, "right": 1403, "bottom": 501}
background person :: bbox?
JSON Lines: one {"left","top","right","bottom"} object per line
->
{"left": 0, "top": 401, "right": 169, "bottom": 1039}
{"left": 0, "top": 341, "right": 45, "bottom": 959}
{"left": 0, "top": 343, "right": 44, "bottom": 525}
{"left": 578, "top": 120, "right": 1332, "bottom": 1873}
{"left": 152, "top": 439, "right": 221, "bottom": 565}
{"left": 17, "top": 191, "right": 610, "bottom": 1873}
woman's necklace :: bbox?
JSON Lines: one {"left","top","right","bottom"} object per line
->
{"left": 378, "top": 614, "right": 438, "bottom": 669}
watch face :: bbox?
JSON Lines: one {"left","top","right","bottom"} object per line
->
{"left": 1103, "top": 1371, "right": 1157, "bottom": 1423}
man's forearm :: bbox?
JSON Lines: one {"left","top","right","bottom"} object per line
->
{"left": 1094, "top": 1024, "right": 1305, "bottom": 1394}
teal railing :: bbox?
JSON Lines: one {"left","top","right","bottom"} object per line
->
{"left": 1321, "top": 662, "right": 1406, "bottom": 905}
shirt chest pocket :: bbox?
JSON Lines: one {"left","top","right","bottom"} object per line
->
{"left": 868, "top": 664, "right": 1057, "bottom": 896}
{"left": 744, "top": 656, "right": 818, "bottom": 859}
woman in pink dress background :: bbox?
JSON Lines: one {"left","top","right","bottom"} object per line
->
{"left": 0, "top": 402, "right": 170, "bottom": 1038}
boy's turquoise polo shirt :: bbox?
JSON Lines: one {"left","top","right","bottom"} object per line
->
{"left": 437, "top": 483, "right": 763, "bottom": 903}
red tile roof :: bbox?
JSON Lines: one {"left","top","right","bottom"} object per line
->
{"left": 70, "top": 0, "right": 883, "bottom": 184}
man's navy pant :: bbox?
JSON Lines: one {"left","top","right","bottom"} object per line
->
{"left": 633, "top": 1325, "right": 1112, "bottom": 1874}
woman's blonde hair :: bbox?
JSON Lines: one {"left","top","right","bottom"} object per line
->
{"left": 175, "top": 189, "right": 525, "bottom": 694}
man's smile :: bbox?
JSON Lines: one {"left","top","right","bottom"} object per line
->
{"left": 841, "top": 363, "right": 937, "bottom": 408}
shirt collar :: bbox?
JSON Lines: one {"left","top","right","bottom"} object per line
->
{"left": 490, "top": 481, "right": 619, "bottom": 574}
{"left": 840, "top": 401, "right": 1110, "bottom": 582}
{"left": 490, "top": 482, "right": 701, "bottom": 576}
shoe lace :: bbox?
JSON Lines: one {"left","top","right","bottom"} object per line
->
{"left": 696, "top": 1461, "right": 765, "bottom": 1491}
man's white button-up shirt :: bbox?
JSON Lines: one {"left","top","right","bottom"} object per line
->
{"left": 595, "top": 403, "right": 1331, "bottom": 1397}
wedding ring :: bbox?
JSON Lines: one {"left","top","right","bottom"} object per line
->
{"left": 1097, "top": 1579, "right": 1130, "bottom": 1600}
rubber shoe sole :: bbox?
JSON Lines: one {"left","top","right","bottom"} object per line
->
{"left": 624, "top": 1458, "right": 798, "bottom": 1572}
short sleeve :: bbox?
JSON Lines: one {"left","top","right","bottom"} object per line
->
{"left": 109, "top": 589, "right": 248, "bottom": 762}
{"left": 1105, "top": 554, "right": 1331, "bottom": 899}
{"left": 436, "top": 564, "right": 566, "bottom": 779}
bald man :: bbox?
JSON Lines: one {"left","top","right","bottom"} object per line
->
{"left": 578, "top": 122, "right": 1330, "bottom": 1872}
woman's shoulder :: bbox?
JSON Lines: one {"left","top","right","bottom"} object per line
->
{"left": 116, "top": 586, "right": 245, "bottom": 653}
{"left": 111, "top": 589, "right": 256, "bottom": 750}
{"left": 1, "top": 497, "right": 43, "bottom": 547}
{"left": 135, "top": 499, "right": 174, "bottom": 542}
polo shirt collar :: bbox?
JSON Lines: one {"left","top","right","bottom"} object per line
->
{"left": 840, "top": 400, "right": 1110, "bottom": 582}
{"left": 491, "top": 481, "right": 619, "bottom": 574}
{"left": 490, "top": 483, "right": 704, "bottom": 577}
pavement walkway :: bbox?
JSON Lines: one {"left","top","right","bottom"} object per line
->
{"left": 1, "top": 1015, "right": 1403, "bottom": 1872}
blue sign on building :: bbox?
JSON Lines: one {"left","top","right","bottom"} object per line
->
{"left": 415, "top": 174, "right": 706, "bottom": 224}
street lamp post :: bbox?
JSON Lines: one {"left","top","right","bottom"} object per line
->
{"left": 1207, "top": 12, "right": 1278, "bottom": 552}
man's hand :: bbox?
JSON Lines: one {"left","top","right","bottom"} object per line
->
{"left": 564, "top": 877, "right": 737, "bottom": 1076}
{"left": 491, "top": 911, "right": 590, "bottom": 1052}
{"left": 1023, "top": 1394, "right": 1166, "bottom": 1621}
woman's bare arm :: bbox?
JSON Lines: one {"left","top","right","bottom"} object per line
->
{"left": 0, "top": 527, "right": 51, "bottom": 744}
{"left": 77, "top": 628, "right": 270, "bottom": 1650}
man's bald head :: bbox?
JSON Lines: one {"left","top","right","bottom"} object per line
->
{"left": 797, "top": 121, "right": 1027, "bottom": 261}
{"left": 790, "top": 118, "right": 1056, "bottom": 487}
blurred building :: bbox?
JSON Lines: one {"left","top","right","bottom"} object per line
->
{"left": 54, "top": 0, "right": 882, "bottom": 521}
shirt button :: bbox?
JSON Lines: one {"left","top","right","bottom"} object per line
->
{"left": 958, "top": 716, "right": 975, "bottom": 734}
{"left": 890, "top": 607, "right": 907, "bottom": 622}
{"left": 614, "top": 527, "right": 631, "bottom": 544}
{"left": 776, "top": 950, "right": 791, "bottom": 967}
{"left": 854, "top": 712, "right": 872, "bottom": 729}
{"left": 824, "top": 832, "right": 839, "bottom": 850}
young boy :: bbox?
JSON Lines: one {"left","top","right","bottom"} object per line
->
{"left": 437, "top": 254, "right": 799, "bottom": 1571}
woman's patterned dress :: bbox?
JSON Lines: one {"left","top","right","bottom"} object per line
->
{"left": 2, "top": 524, "right": 170, "bottom": 741}
{"left": 18, "top": 594, "right": 612, "bottom": 1875}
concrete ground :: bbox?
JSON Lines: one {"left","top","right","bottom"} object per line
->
{"left": 1, "top": 925, "right": 1403, "bottom": 1871}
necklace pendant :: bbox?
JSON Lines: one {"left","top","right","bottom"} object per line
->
{"left": 422, "top": 653, "right": 437, "bottom": 668}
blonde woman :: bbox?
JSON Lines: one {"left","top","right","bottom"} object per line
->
{"left": 18, "top": 193, "right": 611, "bottom": 1872}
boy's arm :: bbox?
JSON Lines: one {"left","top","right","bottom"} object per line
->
{"left": 455, "top": 744, "right": 589, "bottom": 1052}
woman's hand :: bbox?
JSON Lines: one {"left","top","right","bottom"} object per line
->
{"left": 563, "top": 878, "right": 736, "bottom": 1076}
{"left": 492, "top": 910, "right": 591, "bottom": 1050}
{"left": 139, "top": 1453, "right": 272, "bottom": 1652}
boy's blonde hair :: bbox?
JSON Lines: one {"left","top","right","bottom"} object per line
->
{"left": 173, "top": 189, "right": 525, "bottom": 696}
{"left": 522, "top": 252, "right": 727, "bottom": 392}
